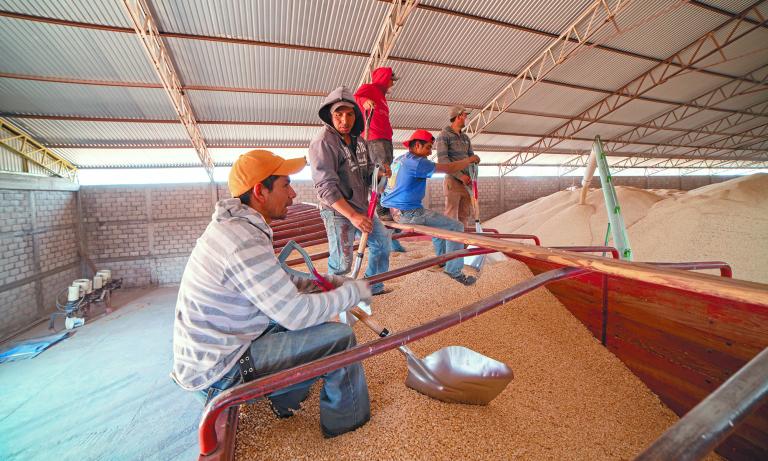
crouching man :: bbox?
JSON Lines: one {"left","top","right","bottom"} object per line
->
{"left": 381, "top": 130, "right": 481, "bottom": 286}
{"left": 171, "top": 149, "right": 371, "bottom": 438}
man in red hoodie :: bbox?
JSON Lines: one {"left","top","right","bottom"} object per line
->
{"left": 355, "top": 67, "right": 406, "bottom": 252}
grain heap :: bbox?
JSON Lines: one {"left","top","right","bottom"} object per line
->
{"left": 235, "top": 242, "right": 703, "bottom": 460}
{"left": 485, "top": 174, "right": 768, "bottom": 284}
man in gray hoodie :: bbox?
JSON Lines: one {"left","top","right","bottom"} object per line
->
{"left": 309, "top": 86, "right": 391, "bottom": 295}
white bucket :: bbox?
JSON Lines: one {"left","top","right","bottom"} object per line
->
{"left": 67, "top": 284, "right": 81, "bottom": 301}
{"left": 93, "top": 275, "right": 103, "bottom": 290}
{"left": 73, "top": 279, "right": 92, "bottom": 295}
{"left": 97, "top": 270, "right": 112, "bottom": 282}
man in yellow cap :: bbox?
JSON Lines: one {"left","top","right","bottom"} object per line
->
{"left": 172, "top": 149, "right": 372, "bottom": 438}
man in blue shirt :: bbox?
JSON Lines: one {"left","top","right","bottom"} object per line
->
{"left": 381, "top": 130, "right": 481, "bottom": 286}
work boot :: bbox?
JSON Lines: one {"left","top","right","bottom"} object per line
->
{"left": 450, "top": 273, "right": 477, "bottom": 286}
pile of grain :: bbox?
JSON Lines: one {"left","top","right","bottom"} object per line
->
{"left": 236, "top": 243, "right": 692, "bottom": 460}
{"left": 485, "top": 174, "right": 768, "bottom": 284}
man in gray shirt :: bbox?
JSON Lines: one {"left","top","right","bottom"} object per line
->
{"left": 309, "top": 86, "right": 392, "bottom": 295}
{"left": 435, "top": 106, "right": 477, "bottom": 226}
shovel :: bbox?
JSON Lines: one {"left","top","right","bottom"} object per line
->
{"left": 277, "top": 240, "right": 372, "bottom": 325}
{"left": 279, "top": 240, "right": 514, "bottom": 405}
{"left": 348, "top": 306, "right": 514, "bottom": 405}
{"left": 465, "top": 163, "right": 486, "bottom": 271}
{"left": 351, "top": 163, "right": 387, "bottom": 279}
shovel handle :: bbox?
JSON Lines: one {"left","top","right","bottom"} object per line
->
{"left": 349, "top": 306, "right": 389, "bottom": 337}
{"left": 357, "top": 232, "right": 370, "bottom": 254}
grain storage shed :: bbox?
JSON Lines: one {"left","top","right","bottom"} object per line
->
{"left": 0, "top": 1, "right": 767, "bottom": 460}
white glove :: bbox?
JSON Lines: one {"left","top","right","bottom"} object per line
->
{"left": 339, "top": 281, "right": 373, "bottom": 326}
{"left": 345, "top": 279, "right": 372, "bottom": 304}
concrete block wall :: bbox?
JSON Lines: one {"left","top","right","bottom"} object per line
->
{"left": 80, "top": 184, "right": 215, "bottom": 288}
{"left": 0, "top": 176, "right": 80, "bottom": 340}
{"left": 216, "top": 180, "right": 317, "bottom": 205}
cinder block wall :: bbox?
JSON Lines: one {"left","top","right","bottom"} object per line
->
{"left": 0, "top": 174, "right": 81, "bottom": 340}
{"left": 80, "top": 184, "right": 219, "bottom": 288}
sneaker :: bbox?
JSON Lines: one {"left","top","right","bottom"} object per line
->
{"left": 269, "top": 401, "right": 296, "bottom": 419}
{"left": 451, "top": 273, "right": 477, "bottom": 286}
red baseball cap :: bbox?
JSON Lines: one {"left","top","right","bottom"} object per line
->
{"left": 403, "top": 129, "right": 435, "bottom": 149}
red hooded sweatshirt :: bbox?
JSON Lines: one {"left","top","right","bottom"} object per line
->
{"left": 354, "top": 67, "right": 394, "bottom": 142}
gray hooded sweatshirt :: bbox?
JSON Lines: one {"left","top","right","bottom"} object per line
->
{"left": 309, "top": 86, "right": 374, "bottom": 215}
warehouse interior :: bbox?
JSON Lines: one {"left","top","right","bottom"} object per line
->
{"left": 1, "top": 1, "right": 767, "bottom": 460}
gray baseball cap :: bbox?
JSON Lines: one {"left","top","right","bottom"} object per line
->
{"left": 449, "top": 106, "right": 470, "bottom": 119}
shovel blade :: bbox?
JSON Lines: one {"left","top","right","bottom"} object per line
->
{"left": 464, "top": 250, "right": 486, "bottom": 271}
{"left": 404, "top": 346, "right": 513, "bottom": 405}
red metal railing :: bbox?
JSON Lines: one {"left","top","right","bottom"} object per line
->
{"left": 552, "top": 246, "right": 620, "bottom": 260}
{"left": 198, "top": 263, "right": 586, "bottom": 458}
{"left": 646, "top": 261, "right": 733, "bottom": 279}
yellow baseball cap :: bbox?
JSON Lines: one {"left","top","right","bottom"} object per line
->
{"left": 228, "top": 149, "right": 306, "bottom": 197}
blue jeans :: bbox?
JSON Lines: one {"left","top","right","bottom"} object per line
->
{"left": 392, "top": 207, "right": 465, "bottom": 277}
{"left": 200, "top": 322, "right": 370, "bottom": 437}
{"left": 320, "top": 209, "right": 391, "bottom": 294}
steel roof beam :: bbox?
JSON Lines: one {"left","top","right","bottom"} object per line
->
{"left": 600, "top": 65, "right": 768, "bottom": 152}
{"left": 358, "top": 0, "right": 420, "bottom": 88}
{"left": 0, "top": 118, "right": 78, "bottom": 181}
{"left": 1, "top": 10, "right": 763, "bottom": 119}
{"left": 608, "top": 108, "right": 768, "bottom": 173}
{"left": 498, "top": 0, "right": 768, "bottom": 176}
{"left": 121, "top": 0, "right": 213, "bottom": 180}
{"left": 385, "top": 0, "right": 768, "bottom": 86}
{"left": 464, "top": 0, "right": 631, "bottom": 138}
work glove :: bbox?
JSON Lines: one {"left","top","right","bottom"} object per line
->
{"left": 344, "top": 280, "right": 372, "bottom": 304}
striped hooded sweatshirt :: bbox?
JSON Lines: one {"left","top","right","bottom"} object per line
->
{"left": 171, "top": 198, "right": 362, "bottom": 391}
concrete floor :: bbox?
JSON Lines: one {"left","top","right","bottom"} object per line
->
{"left": 0, "top": 286, "right": 201, "bottom": 461}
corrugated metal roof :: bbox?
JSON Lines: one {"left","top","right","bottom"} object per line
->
{"left": 694, "top": 28, "right": 768, "bottom": 77}
{"left": 419, "top": 0, "right": 597, "bottom": 36}
{"left": 544, "top": 46, "right": 658, "bottom": 92}
{"left": 712, "top": 90, "right": 768, "bottom": 112}
{"left": 662, "top": 109, "right": 733, "bottom": 131}
{"left": 600, "top": 99, "right": 677, "bottom": 124}
{"left": 152, "top": 0, "right": 387, "bottom": 53}
{"left": 591, "top": 0, "right": 727, "bottom": 60}
{"left": 0, "top": 1, "right": 764, "bottom": 171}
{"left": 0, "top": 0, "right": 132, "bottom": 27}
{"left": 629, "top": 128, "right": 692, "bottom": 144}
{"left": 541, "top": 138, "right": 593, "bottom": 152}
{"left": 200, "top": 124, "right": 322, "bottom": 146}
{"left": 6, "top": 118, "right": 191, "bottom": 146}
{"left": 53, "top": 147, "right": 201, "bottom": 167}
{"left": 388, "top": 61, "right": 509, "bottom": 107}
{"left": 720, "top": 115, "right": 768, "bottom": 133}
{"left": 0, "top": 78, "right": 175, "bottom": 119}
{"left": 0, "top": 17, "right": 159, "bottom": 83}
{"left": 577, "top": 121, "right": 638, "bottom": 139}
{"left": 484, "top": 112, "right": 569, "bottom": 135}
{"left": 507, "top": 82, "right": 608, "bottom": 117}
{"left": 392, "top": 7, "right": 553, "bottom": 75}
{"left": 697, "top": 0, "right": 765, "bottom": 15}
{"left": 387, "top": 102, "right": 450, "bottom": 130}
{"left": 643, "top": 71, "right": 730, "bottom": 104}
{"left": 166, "top": 37, "right": 365, "bottom": 91}
{"left": 187, "top": 91, "right": 324, "bottom": 123}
